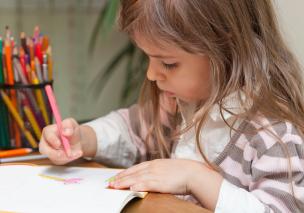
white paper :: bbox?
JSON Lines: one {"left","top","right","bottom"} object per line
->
{"left": 0, "top": 165, "right": 146, "bottom": 213}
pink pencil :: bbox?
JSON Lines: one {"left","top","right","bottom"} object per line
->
{"left": 45, "top": 85, "right": 71, "bottom": 157}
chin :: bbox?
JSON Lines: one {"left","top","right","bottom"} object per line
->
{"left": 178, "top": 97, "right": 202, "bottom": 104}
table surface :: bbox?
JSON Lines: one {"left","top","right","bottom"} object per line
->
{"left": 20, "top": 157, "right": 212, "bottom": 213}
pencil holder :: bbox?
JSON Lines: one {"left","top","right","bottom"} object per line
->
{"left": 0, "top": 81, "right": 53, "bottom": 149}
{"left": 0, "top": 26, "right": 53, "bottom": 150}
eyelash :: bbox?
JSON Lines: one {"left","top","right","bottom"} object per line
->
{"left": 162, "top": 62, "right": 178, "bottom": 70}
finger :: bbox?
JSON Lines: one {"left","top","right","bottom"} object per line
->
{"left": 130, "top": 181, "right": 158, "bottom": 192}
{"left": 61, "top": 118, "right": 78, "bottom": 137}
{"left": 41, "top": 125, "right": 61, "bottom": 149}
{"left": 116, "top": 161, "right": 150, "bottom": 179}
{"left": 39, "top": 138, "right": 66, "bottom": 164}
{"left": 41, "top": 122, "right": 83, "bottom": 159}
{"left": 39, "top": 139, "right": 80, "bottom": 165}
{"left": 61, "top": 118, "right": 82, "bottom": 146}
{"left": 111, "top": 170, "right": 149, "bottom": 189}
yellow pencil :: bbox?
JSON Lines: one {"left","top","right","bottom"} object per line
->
{"left": 23, "top": 105, "right": 42, "bottom": 139}
{"left": 32, "top": 75, "right": 50, "bottom": 125}
{"left": 0, "top": 91, "right": 38, "bottom": 148}
{"left": 105, "top": 176, "right": 116, "bottom": 182}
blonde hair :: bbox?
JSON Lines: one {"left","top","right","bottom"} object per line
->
{"left": 119, "top": 0, "right": 304, "bottom": 157}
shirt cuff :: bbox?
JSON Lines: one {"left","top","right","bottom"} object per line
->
{"left": 215, "top": 179, "right": 265, "bottom": 213}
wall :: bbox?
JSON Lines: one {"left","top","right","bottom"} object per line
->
{"left": 0, "top": 0, "right": 129, "bottom": 122}
{"left": 275, "top": 0, "right": 304, "bottom": 67}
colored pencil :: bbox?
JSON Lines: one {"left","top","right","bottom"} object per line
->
{"left": 0, "top": 90, "right": 38, "bottom": 148}
{"left": 0, "top": 26, "right": 53, "bottom": 149}
{"left": 45, "top": 85, "right": 71, "bottom": 157}
{"left": 32, "top": 73, "right": 50, "bottom": 125}
{"left": 0, "top": 37, "right": 10, "bottom": 148}
{"left": 0, "top": 148, "right": 32, "bottom": 158}
{"left": 0, "top": 154, "right": 47, "bottom": 163}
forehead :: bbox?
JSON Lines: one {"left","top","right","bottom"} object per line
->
{"left": 133, "top": 32, "right": 185, "bottom": 56}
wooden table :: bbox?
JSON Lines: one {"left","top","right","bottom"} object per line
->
{"left": 25, "top": 157, "right": 212, "bottom": 213}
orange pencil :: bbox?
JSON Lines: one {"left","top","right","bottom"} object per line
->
{"left": 0, "top": 148, "right": 33, "bottom": 158}
{"left": 42, "top": 36, "right": 49, "bottom": 52}
{"left": 4, "top": 39, "right": 21, "bottom": 147}
{"left": 4, "top": 39, "right": 14, "bottom": 85}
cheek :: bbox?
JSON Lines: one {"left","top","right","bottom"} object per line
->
{"left": 189, "top": 81, "right": 210, "bottom": 98}
{"left": 175, "top": 80, "right": 210, "bottom": 101}
{"left": 184, "top": 72, "right": 211, "bottom": 97}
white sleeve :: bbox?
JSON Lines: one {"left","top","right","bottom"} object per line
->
{"left": 215, "top": 179, "right": 266, "bottom": 213}
{"left": 84, "top": 111, "right": 139, "bottom": 168}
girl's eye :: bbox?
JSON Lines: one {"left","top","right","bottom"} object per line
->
{"left": 162, "top": 62, "right": 178, "bottom": 70}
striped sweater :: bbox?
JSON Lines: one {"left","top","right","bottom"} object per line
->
{"left": 86, "top": 104, "right": 304, "bottom": 213}
{"left": 214, "top": 117, "right": 304, "bottom": 212}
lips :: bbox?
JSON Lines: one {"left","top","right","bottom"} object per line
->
{"left": 157, "top": 84, "right": 175, "bottom": 97}
{"left": 163, "top": 90, "right": 175, "bottom": 97}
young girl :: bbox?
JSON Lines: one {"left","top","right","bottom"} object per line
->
{"left": 39, "top": 0, "right": 304, "bottom": 212}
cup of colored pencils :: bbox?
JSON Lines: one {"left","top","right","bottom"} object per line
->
{"left": 0, "top": 26, "right": 53, "bottom": 150}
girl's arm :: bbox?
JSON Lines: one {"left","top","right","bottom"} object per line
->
{"left": 189, "top": 164, "right": 266, "bottom": 212}
{"left": 83, "top": 107, "right": 144, "bottom": 168}
{"left": 188, "top": 164, "right": 223, "bottom": 210}
{"left": 78, "top": 125, "right": 97, "bottom": 158}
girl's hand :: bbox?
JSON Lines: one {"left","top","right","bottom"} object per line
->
{"left": 39, "top": 118, "right": 83, "bottom": 165}
{"left": 109, "top": 159, "right": 204, "bottom": 194}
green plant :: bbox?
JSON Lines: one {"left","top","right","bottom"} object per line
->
{"left": 89, "top": 0, "right": 147, "bottom": 105}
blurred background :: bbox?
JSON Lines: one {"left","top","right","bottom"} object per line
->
{"left": 0, "top": 0, "right": 303, "bottom": 123}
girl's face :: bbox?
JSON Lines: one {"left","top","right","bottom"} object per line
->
{"left": 135, "top": 35, "right": 211, "bottom": 103}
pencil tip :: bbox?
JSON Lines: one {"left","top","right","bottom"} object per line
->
{"left": 25, "top": 148, "right": 33, "bottom": 152}
{"left": 13, "top": 46, "right": 18, "bottom": 56}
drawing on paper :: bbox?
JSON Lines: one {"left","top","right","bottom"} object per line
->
{"left": 39, "top": 174, "right": 83, "bottom": 184}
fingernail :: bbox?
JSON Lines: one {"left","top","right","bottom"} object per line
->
{"left": 72, "top": 151, "right": 80, "bottom": 158}
{"left": 57, "top": 152, "right": 61, "bottom": 157}
{"left": 63, "top": 128, "right": 72, "bottom": 135}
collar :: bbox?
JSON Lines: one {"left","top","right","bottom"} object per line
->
{"left": 208, "top": 91, "right": 246, "bottom": 122}
{"left": 176, "top": 91, "right": 248, "bottom": 124}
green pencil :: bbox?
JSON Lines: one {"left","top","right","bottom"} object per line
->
{"left": 0, "top": 36, "right": 10, "bottom": 148}
{"left": 105, "top": 176, "right": 116, "bottom": 183}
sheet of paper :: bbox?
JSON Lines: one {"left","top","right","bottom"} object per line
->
{"left": 0, "top": 165, "right": 139, "bottom": 213}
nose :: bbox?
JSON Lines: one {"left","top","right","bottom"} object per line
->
{"left": 146, "top": 65, "right": 165, "bottom": 82}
